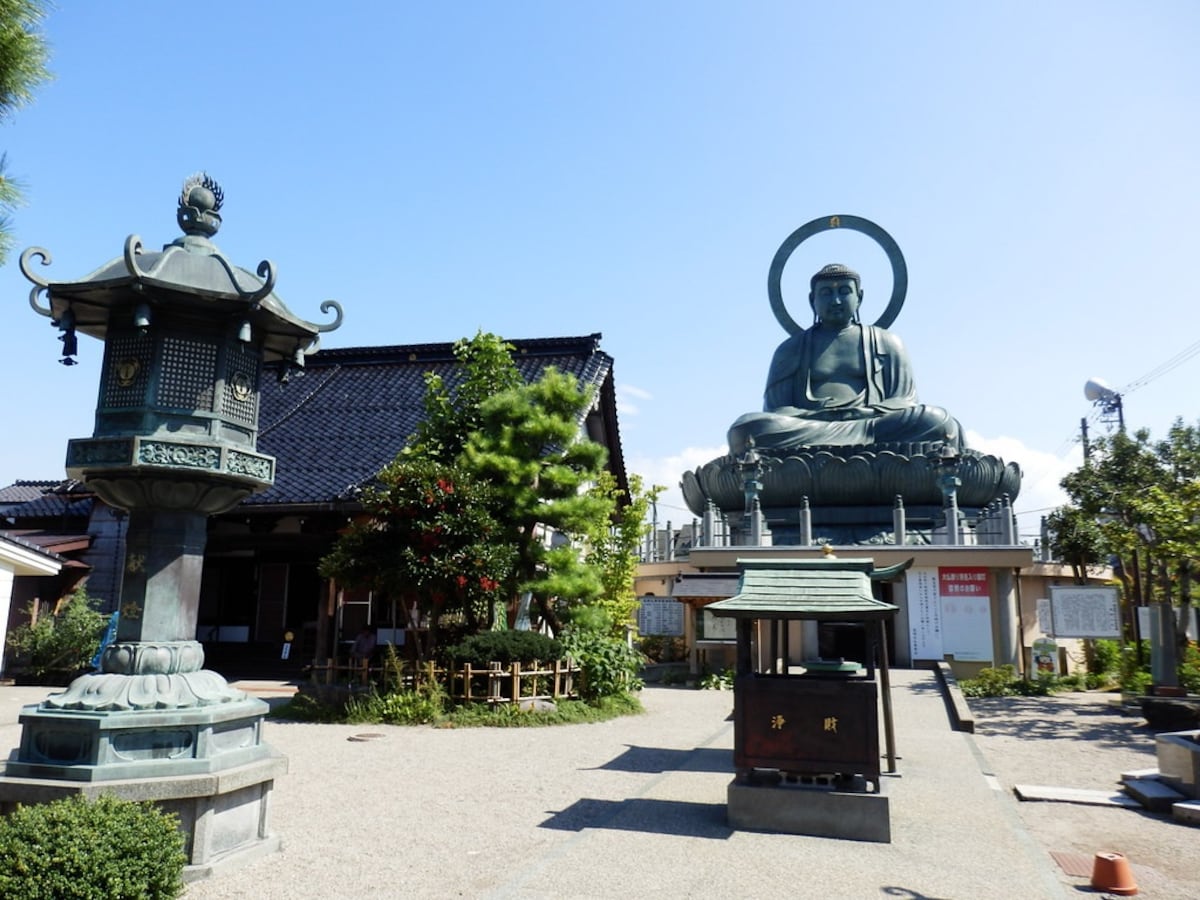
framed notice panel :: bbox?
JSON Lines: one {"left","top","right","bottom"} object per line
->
{"left": 905, "top": 566, "right": 992, "bottom": 662}
{"left": 1047, "top": 586, "right": 1121, "bottom": 638}
{"left": 637, "top": 597, "right": 685, "bottom": 636}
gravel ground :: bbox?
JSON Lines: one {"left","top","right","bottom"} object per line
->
{"left": 968, "top": 691, "right": 1200, "bottom": 900}
{"left": 2, "top": 673, "right": 1197, "bottom": 899}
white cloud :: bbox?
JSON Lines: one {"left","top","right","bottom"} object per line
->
{"left": 617, "top": 383, "right": 653, "bottom": 400}
{"left": 625, "top": 444, "right": 727, "bottom": 526}
{"left": 965, "top": 430, "right": 1082, "bottom": 542}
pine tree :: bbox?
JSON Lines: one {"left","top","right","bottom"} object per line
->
{"left": 0, "top": 1, "right": 52, "bottom": 262}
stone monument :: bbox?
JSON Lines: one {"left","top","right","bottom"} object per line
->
{"left": 682, "top": 215, "right": 1020, "bottom": 544}
{"left": 0, "top": 174, "right": 343, "bottom": 878}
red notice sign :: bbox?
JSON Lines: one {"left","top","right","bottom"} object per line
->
{"left": 938, "top": 567, "right": 989, "bottom": 597}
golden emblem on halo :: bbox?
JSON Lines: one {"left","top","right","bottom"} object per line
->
{"left": 126, "top": 552, "right": 145, "bottom": 574}
{"left": 116, "top": 358, "right": 141, "bottom": 387}
{"left": 121, "top": 601, "right": 142, "bottom": 620}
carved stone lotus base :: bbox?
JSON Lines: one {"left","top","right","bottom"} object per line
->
{"left": 99, "top": 640, "right": 206, "bottom": 676}
{"left": 42, "top": 669, "right": 245, "bottom": 712}
{"left": 681, "top": 445, "right": 1022, "bottom": 544}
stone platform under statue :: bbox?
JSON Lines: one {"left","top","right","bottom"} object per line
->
{"left": 682, "top": 442, "right": 1022, "bottom": 544}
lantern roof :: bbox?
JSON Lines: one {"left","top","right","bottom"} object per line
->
{"left": 22, "top": 173, "right": 342, "bottom": 364}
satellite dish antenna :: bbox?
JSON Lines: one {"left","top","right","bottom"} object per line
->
{"left": 1084, "top": 377, "right": 1125, "bottom": 432}
{"left": 1084, "top": 377, "right": 1115, "bottom": 402}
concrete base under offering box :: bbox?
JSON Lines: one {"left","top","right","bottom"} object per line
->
{"left": 727, "top": 777, "right": 891, "bottom": 843}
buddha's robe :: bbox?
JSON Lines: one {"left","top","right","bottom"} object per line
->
{"left": 727, "top": 324, "right": 961, "bottom": 454}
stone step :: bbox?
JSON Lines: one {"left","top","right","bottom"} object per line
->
{"left": 1123, "top": 777, "right": 1187, "bottom": 813}
{"left": 1120, "top": 767, "right": 1160, "bottom": 781}
{"left": 1013, "top": 784, "right": 1140, "bottom": 808}
{"left": 1173, "top": 799, "right": 1200, "bottom": 826}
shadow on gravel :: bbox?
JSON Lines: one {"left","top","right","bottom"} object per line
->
{"left": 968, "top": 696, "right": 1155, "bottom": 751}
{"left": 540, "top": 797, "right": 733, "bottom": 839}
{"left": 591, "top": 744, "right": 733, "bottom": 774}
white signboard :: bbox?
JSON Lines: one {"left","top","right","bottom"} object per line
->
{"left": 1137, "top": 605, "right": 1199, "bottom": 641}
{"left": 906, "top": 568, "right": 943, "bottom": 659}
{"left": 700, "top": 609, "right": 737, "bottom": 641}
{"left": 1035, "top": 598, "right": 1052, "bottom": 635}
{"left": 906, "top": 566, "right": 993, "bottom": 662}
{"left": 1048, "top": 586, "right": 1121, "bottom": 638}
{"left": 637, "top": 597, "right": 685, "bottom": 636}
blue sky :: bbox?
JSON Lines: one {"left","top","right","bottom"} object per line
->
{"left": 2, "top": 2, "right": 1198, "bottom": 543}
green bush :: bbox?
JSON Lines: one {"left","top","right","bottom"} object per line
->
{"left": 345, "top": 679, "right": 446, "bottom": 725}
{"left": 959, "top": 665, "right": 1019, "bottom": 698}
{"left": 1090, "top": 638, "right": 1121, "bottom": 676}
{"left": 441, "top": 630, "right": 563, "bottom": 667}
{"left": 441, "top": 692, "right": 643, "bottom": 727}
{"left": 560, "top": 628, "right": 643, "bottom": 701}
{"left": 637, "top": 634, "right": 687, "bottom": 663}
{"left": 0, "top": 794, "right": 186, "bottom": 899}
{"left": 6, "top": 588, "right": 107, "bottom": 681}
{"left": 698, "top": 668, "right": 734, "bottom": 690}
{"left": 1120, "top": 642, "right": 1152, "bottom": 693}
{"left": 1181, "top": 642, "right": 1200, "bottom": 694}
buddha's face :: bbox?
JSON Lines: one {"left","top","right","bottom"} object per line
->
{"left": 810, "top": 277, "right": 861, "bottom": 327}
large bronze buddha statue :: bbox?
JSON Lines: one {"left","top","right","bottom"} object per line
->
{"left": 682, "top": 218, "right": 1021, "bottom": 544}
{"left": 727, "top": 263, "right": 961, "bottom": 455}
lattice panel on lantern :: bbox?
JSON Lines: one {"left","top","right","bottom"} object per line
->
{"left": 221, "top": 342, "right": 261, "bottom": 425}
{"left": 157, "top": 337, "right": 217, "bottom": 410}
{"left": 102, "top": 333, "right": 153, "bottom": 408}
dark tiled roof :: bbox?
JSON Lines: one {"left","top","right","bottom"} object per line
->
{"left": 248, "top": 334, "right": 623, "bottom": 507}
{"left": 0, "top": 530, "right": 70, "bottom": 563}
{"left": 2, "top": 480, "right": 95, "bottom": 524}
{"left": 0, "top": 481, "right": 58, "bottom": 504}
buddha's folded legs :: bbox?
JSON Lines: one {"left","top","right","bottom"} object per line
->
{"left": 727, "top": 405, "right": 961, "bottom": 455}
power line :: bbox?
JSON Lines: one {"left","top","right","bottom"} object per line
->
{"left": 1057, "top": 335, "right": 1200, "bottom": 455}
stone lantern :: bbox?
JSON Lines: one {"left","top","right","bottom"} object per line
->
{"left": 1, "top": 174, "right": 343, "bottom": 875}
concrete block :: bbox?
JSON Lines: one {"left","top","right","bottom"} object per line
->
{"left": 727, "top": 778, "right": 890, "bottom": 843}
{"left": 1155, "top": 730, "right": 1200, "bottom": 800}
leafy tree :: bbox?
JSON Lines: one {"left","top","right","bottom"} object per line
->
{"left": 319, "top": 458, "right": 515, "bottom": 654}
{"left": 583, "top": 471, "right": 662, "bottom": 638}
{"left": 1056, "top": 419, "right": 1200, "bottom": 684}
{"left": 409, "top": 330, "right": 523, "bottom": 463}
{"left": 463, "top": 367, "right": 613, "bottom": 633}
{"left": 6, "top": 586, "right": 106, "bottom": 680}
{"left": 323, "top": 332, "right": 633, "bottom": 666}
{"left": 0, "top": 0, "right": 52, "bottom": 263}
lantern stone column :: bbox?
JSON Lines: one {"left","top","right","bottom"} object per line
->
{"left": 1, "top": 175, "right": 344, "bottom": 878}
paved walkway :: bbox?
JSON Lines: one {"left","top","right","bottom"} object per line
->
{"left": 0, "top": 670, "right": 1191, "bottom": 898}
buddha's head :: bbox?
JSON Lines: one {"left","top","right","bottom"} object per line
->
{"left": 809, "top": 263, "right": 862, "bottom": 326}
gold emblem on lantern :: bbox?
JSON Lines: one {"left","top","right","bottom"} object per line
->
{"left": 230, "top": 371, "right": 252, "bottom": 402}
{"left": 116, "top": 357, "right": 141, "bottom": 387}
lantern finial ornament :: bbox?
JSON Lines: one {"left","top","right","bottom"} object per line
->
{"left": 177, "top": 172, "right": 224, "bottom": 237}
